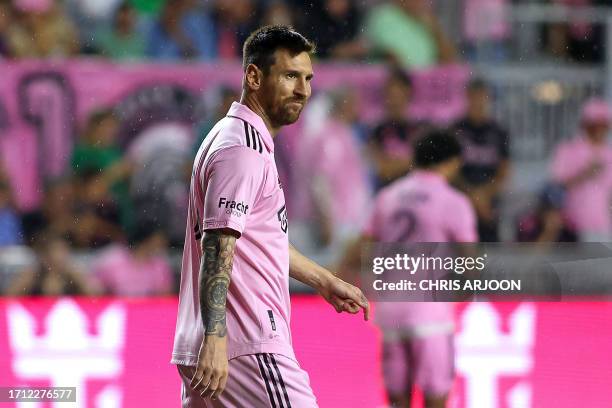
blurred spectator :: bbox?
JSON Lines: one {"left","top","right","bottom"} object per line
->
{"left": 71, "top": 109, "right": 133, "bottom": 232}
{"left": 363, "top": 0, "right": 456, "bottom": 68}
{"left": 72, "top": 109, "right": 122, "bottom": 173}
{"left": 0, "top": 176, "right": 22, "bottom": 246}
{"left": 551, "top": 98, "right": 612, "bottom": 242}
{"left": 131, "top": 0, "right": 166, "bottom": 15}
{"left": 368, "top": 68, "right": 428, "bottom": 188}
{"left": 8, "top": 2, "right": 79, "bottom": 58}
{"left": 192, "top": 85, "right": 240, "bottom": 154}
{"left": 292, "top": 88, "right": 372, "bottom": 266}
{"left": 92, "top": 223, "right": 173, "bottom": 296}
{"left": 0, "top": 1, "right": 14, "bottom": 57}
{"left": 5, "top": 233, "right": 97, "bottom": 296}
{"left": 71, "top": 169, "right": 125, "bottom": 248}
{"left": 94, "top": 1, "right": 146, "bottom": 60}
{"left": 451, "top": 78, "right": 509, "bottom": 242}
{"left": 517, "top": 184, "right": 577, "bottom": 242}
{"left": 545, "top": 0, "right": 604, "bottom": 63}
{"left": 212, "top": 0, "right": 257, "bottom": 59}
{"left": 64, "top": 0, "right": 124, "bottom": 51}
{"left": 463, "top": 0, "right": 510, "bottom": 63}
{"left": 147, "top": 0, "right": 216, "bottom": 60}
{"left": 262, "top": 0, "right": 293, "bottom": 27}
{"left": 302, "top": 0, "right": 367, "bottom": 60}
{"left": 67, "top": 0, "right": 123, "bottom": 21}
{"left": 21, "top": 176, "right": 76, "bottom": 245}
{"left": 127, "top": 122, "right": 191, "bottom": 247}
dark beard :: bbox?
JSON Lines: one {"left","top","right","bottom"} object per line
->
{"left": 271, "top": 103, "right": 303, "bottom": 127}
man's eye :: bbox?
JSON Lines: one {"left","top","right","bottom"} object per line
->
{"left": 286, "top": 73, "right": 297, "bottom": 79}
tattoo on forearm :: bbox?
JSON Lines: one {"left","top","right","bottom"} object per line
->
{"left": 199, "top": 231, "right": 236, "bottom": 337}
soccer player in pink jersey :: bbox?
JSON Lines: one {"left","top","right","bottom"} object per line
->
{"left": 550, "top": 98, "right": 612, "bottom": 242}
{"left": 341, "top": 130, "right": 477, "bottom": 408}
{"left": 171, "top": 25, "right": 370, "bottom": 408}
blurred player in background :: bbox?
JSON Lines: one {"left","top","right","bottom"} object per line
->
{"left": 171, "top": 25, "right": 369, "bottom": 408}
{"left": 341, "top": 130, "right": 477, "bottom": 408}
{"left": 451, "top": 78, "right": 509, "bottom": 242}
{"left": 550, "top": 98, "right": 612, "bottom": 242}
{"left": 369, "top": 68, "right": 428, "bottom": 189}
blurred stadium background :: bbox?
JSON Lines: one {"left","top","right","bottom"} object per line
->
{"left": 1, "top": 0, "right": 612, "bottom": 407}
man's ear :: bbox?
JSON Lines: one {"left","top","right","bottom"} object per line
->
{"left": 244, "top": 64, "right": 263, "bottom": 91}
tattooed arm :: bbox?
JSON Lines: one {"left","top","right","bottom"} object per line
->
{"left": 191, "top": 228, "right": 239, "bottom": 400}
{"left": 200, "top": 229, "right": 238, "bottom": 336}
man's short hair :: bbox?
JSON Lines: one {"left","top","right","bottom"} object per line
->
{"left": 413, "top": 130, "right": 462, "bottom": 168}
{"left": 242, "top": 25, "right": 315, "bottom": 74}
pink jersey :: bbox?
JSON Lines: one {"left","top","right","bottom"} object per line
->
{"left": 172, "top": 102, "right": 294, "bottom": 365}
{"left": 551, "top": 135, "right": 612, "bottom": 235}
{"left": 364, "top": 170, "right": 477, "bottom": 334}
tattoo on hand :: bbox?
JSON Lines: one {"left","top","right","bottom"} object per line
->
{"left": 200, "top": 231, "right": 236, "bottom": 337}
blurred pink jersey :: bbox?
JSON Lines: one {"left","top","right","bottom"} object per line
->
{"left": 364, "top": 170, "right": 478, "bottom": 334}
{"left": 551, "top": 135, "right": 612, "bottom": 236}
{"left": 172, "top": 102, "right": 294, "bottom": 365}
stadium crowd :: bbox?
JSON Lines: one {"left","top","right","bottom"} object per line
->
{"left": 1, "top": 0, "right": 612, "bottom": 297}
{"left": 0, "top": 0, "right": 606, "bottom": 64}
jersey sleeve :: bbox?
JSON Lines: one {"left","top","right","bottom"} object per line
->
{"left": 201, "top": 146, "right": 266, "bottom": 235}
{"left": 447, "top": 194, "right": 478, "bottom": 243}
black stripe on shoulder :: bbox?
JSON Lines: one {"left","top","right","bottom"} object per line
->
{"left": 242, "top": 120, "right": 251, "bottom": 148}
{"left": 249, "top": 124, "right": 259, "bottom": 152}
{"left": 256, "top": 354, "right": 278, "bottom": 408}
{"left": 270, "top": 355, "right": 292, "bottom": 408}
{"left": 256, "top": 130, "right": 264, "bottom": 153}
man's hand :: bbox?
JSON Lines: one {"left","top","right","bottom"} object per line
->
{"left": 191, "top": 335, "right": 229, "bottom": 401}
{"left": 288, "top": 244, "right": 370, "bottom": 321}
{"left": 318, "top": 276, "right": 370, "bottom": 321}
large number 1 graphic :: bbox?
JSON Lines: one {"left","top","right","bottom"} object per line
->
{"left": 18, "top": 71, "right": 76, "bottom": 179}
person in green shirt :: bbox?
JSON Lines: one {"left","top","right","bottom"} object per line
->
{"left": 364, "top": 0, "right": 456, "bottom": 68}
{"left": 71, "top": 109, "right": 134, "bottom": 234}
{"left": 94, "top": 2, "right": 146, "bottom": 60}
{"left": 129, "top": 0, "right": 166, "bottom": 15}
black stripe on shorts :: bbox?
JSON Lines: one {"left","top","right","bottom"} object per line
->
{"left": 270, "top": 354, "right": 292, "bottom": 408}
{"left": 262, "top": 354, "right": 284, "bottom": 407}
{"left": 256, "top": 354, "right": 278, "bottom": 408}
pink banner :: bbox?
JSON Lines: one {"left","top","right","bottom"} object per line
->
{"left": 0, "top": 60, "right": 469, "bottom": 211}
{"left": 0, "top": 297, "right": 611, "bottom": 407}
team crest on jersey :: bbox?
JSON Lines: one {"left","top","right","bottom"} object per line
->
{"left": 277, "top": 205, "right": 288, "bottom": 233}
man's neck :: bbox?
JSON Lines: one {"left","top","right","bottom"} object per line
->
{"left": 240, "top": 93, "right": 278, "bottom": 137}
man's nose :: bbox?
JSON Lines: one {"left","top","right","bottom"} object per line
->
{"left": 294, "top": 78, "right": 309, "bottom": 99}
